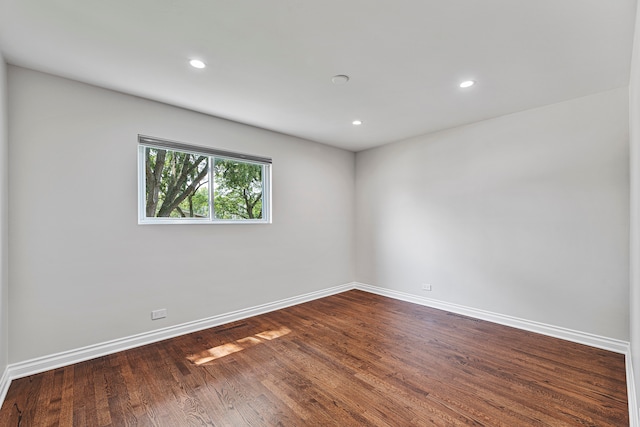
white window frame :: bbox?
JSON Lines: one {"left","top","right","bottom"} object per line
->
{"left": 138, "top": 135, "right": 272, "bottom": 224}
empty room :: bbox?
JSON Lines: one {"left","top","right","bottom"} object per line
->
{"left": 1, "top": 0, "right": 640, "bottom": 425}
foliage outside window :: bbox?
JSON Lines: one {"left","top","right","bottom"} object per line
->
{"left": 138, "top": 136, "right": 271, "bottom": 224}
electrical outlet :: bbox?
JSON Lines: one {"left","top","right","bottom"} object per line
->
{"left": 151, "top": 308, "right": 167, "bottom": 320}
{"left": 421, "top": 284, "right": 432, "bottom": 291}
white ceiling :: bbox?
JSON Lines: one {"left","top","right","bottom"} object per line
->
{"left": 0, "top": 0, "right": 637, "bottom": 151}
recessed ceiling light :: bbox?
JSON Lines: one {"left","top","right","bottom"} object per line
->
{"left": 352, "top": 120, "right": 362, "bottom": 126}
{"left": 332, "top": 75, "right": 350, "bottom": 84}
{"left": 459, "top": 80, "right": 476, "bottom": 88}
{"left": 189, "top": 59, "right": 206, "bottom": 69}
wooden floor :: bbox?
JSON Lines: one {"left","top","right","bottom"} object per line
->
{"left": 0, "top": 290, "right": 629, "bottom": 426}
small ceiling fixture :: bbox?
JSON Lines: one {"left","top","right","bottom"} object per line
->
{"left": 332, "top": 74, "right": 350, "bottom": 84}
{"left": 459, "top": 80, "right": 476, "bottom": 88}
{"left": 189, "top": 59, "right": 206, "bottom": 69}
{"left": 352, "top": 120, "right": 362, "bottom": 126}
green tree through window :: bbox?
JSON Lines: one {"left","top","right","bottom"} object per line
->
{"left": 214, "top": 159, "right": 263, "bottom": 220}
{"left": 139, "top": 139, "right": 270, "bottom": 223}
{"left": 145, "top": 148, "right": 209, "bottom": 218}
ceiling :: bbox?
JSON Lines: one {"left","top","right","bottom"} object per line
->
{"left": 0, "top": 0, "right": 637, "bottom": 152}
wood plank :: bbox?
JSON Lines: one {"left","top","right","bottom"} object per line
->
{"left": 0, "top": 290, "right": 629, "bottom": 426}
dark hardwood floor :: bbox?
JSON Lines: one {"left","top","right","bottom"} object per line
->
{"left": 0, "top": 290, "right": 629, "bottom": 426}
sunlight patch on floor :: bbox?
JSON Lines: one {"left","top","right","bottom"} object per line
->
{"left": 187, "top": 326, "right": 291, "bottom": 365}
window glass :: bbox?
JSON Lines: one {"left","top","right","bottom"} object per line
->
{"left": 144, "top": 147, "right": 210, "bottom": 219}
{"left": 214, "top": 158, "right": 264, "bottom": 220}
{"left": 138, "top": 137, "right": 270, "bottom": 224}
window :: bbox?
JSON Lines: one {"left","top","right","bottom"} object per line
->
{"left": 138, "top": 135, "right": 271, "bottom": 224}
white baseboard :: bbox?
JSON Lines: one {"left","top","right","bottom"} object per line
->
{"left": 4, "top": 281, "right": 631, "bottom": 374}
{"left": 353, "top": 282, "right": 629, "bottom": 354}
{"left": 2, "top": 281, "right": 637, "bottom": 425}
{"left": 353, "top": 283, "right": 638, "bottom": 426}
{"left": 0, "top": 367, "right": 9, "bottom": 408}
{"left": 627, "top": 354, "right": 639, "bottom": 427}
{"left": 7, "top": 283, "right": 353, "bottom": 381}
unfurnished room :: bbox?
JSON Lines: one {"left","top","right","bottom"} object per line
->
{"left": 0, "top": 0, "right": 639, "bottom": 426}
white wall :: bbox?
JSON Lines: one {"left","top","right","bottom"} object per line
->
{"left": 0, "top": 55, "right": 8, "bottom": 378}
{"left": 356, "top": 88, "right": 630, "bottom": 340}
{"left": 7, "top": 66, "right": 355, "bottom": 363}
{"left": 629, "top": 0, "right": 640, "bottom": 412}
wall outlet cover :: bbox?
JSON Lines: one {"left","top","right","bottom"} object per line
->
{"left": 151, "top": 308, "right": 167, "bottom": 320}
